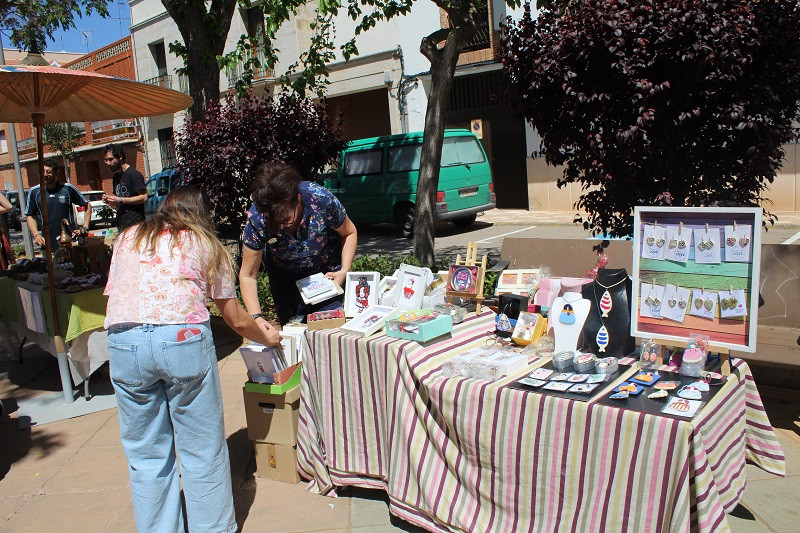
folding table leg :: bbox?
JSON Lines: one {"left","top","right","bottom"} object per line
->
{"left": 56, "top": 350, "right": 76, "bottom": 404}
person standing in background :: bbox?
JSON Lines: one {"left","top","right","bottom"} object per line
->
{"left": 102, "top": 143, "right": 147, "bottom": 231}
{"left": 25, "top": 158, "right": 90, "bottom": 248}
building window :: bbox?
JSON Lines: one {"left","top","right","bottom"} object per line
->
{"left": 0, "top": 130, "right": 7, "bottom": 153}
{"left": 158, "top": 127, "right": 177, "bottom": 169}
{"left": 151, "top": 41, "right": 168, "bottom": 77}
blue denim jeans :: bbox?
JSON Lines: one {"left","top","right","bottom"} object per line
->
{"left": 108, "top": 322, "right": 236, "bottom": 533}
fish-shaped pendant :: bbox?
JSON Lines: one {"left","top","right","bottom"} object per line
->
{"left": 596, "top": 325, "right": 609, "bottom": 352}
{"left": 600, "top": 290, "right": 613, "bottom": 317}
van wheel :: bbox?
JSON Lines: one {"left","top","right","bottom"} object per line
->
{"left": 451, "top": 214, "right": 477, "bottom": 228}
{"left": 395, "top": 205, "right": 415, "bottom": 239}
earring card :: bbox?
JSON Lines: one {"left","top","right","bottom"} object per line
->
{"left": 631, "top": 207, "right": 761, "bottom": 352}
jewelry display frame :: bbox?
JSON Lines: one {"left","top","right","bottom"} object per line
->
{"left": 631, "top": 207, "right": 761, "bottom": 353}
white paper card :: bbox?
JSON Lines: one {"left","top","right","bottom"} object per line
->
{"left": 664, "top": 226, "right": 692, "bottom": 263}
{"left": 718, "top": 289, "right": 747, "bottom": 318}
{"left": 723, "top": 225, "right": 752, "bottom": 263}
{"left": 639, "top": 283, "right": 665, "bottom": 319}
{"left": 689, "top": 289, "right": 717, "bottom": 320}
{"left": 641, "top": 225, "right": 667, "bottom": 260}
{"left": 694, "top": 228, "right": 721, "bottom": 264}
{"left": 660, "top": 284, "right": 691, "bottom": 323}
{"left": 661, "top": 396, "right": 704, "bottom": 418}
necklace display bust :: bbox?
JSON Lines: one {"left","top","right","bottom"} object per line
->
{"left": 580, "top": 268, "right": 635, "bottom": 357}
{"left": 551, "top": 292, "right": 591, "bottom": 353}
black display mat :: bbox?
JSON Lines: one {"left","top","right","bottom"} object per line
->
{"left": 507, "top": 361, "right": 633, "bottom": 402}
{"left": 595, "top": 368, "right": 727, "bottom": 419}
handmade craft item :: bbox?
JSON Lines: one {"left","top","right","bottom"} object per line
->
{"left": 648, "top": 390, "right": 669, "bottom": 399}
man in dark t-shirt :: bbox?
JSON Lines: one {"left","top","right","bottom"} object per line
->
{"left": 102, "top": 144, "right": 147, "bottom": 231}
{"left": 25, "top": 159, "right": 90, "bottom": 247}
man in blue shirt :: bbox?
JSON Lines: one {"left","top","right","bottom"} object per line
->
{"left": 25, "top": 159, "right": 90, "bottom": 248}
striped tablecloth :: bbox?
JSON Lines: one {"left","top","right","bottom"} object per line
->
{"left": 297, "top": 311, "right": 785, "bottom": 533}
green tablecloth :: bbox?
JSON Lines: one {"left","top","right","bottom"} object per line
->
{"left": 1, "top": 277, "right": 107, "bottom": 343}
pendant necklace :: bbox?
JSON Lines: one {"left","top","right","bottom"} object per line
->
{"left": 558, "top": 293, "right": 583, "bottom": 325}
{"left": 592, "top": 276, "right": 627, "bottom": 353}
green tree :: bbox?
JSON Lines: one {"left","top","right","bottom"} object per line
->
{"left": 501, "top": 0, "right": 800, "bottom": 236}
{"left": 42, "top": 122, "right": 85, "bottom": 183}
{"left": 0, "top": 1, "right": 108, "bottom": 53}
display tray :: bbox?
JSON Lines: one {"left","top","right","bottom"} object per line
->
{"left": 595, "top": 368, "right": 726, "bottom": 419}
{"left": 506, "top": 360, "right": 632, "bottom": 402}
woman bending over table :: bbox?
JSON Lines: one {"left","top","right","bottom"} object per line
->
{"left": 104, "top": 185, "right": 280, "bottom": 532}
{"left": 240, "top": 161, "right": 357, "bottom": 325}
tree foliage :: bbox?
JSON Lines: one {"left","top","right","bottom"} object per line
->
{"left": 174, "top": 91, "right": 345, "bottom": 233}
{"left": 501, "top": 0, "right": 800, "bottom": 236}
{"left": 42, "top": 122, "right": 85, "bottom": 183}
{"left": 0, "top": 0, "right": 108, "bottom": 53}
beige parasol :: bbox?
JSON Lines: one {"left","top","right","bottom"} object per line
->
{"left": 0, "top": 65, "right": 192, "bottom": 342}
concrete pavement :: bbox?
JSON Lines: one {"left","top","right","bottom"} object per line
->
{"left": 1, "top": 321, "right": 798, "bottom": 533}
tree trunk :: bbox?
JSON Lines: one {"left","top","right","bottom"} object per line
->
{"left": 413, "top": 26, "right": 473, "bottom": 268}
{"left": 162, "top": 0, "right": 237, "bottom": 122}
{"left": 62, "top": 154, "right": 70, "bottom": 183}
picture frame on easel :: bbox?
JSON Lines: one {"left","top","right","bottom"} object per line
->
{"left": 445, "top": 241, "right": 487, "bottom": 313}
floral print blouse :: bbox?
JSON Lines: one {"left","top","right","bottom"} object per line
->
{"left": 241, "top": 181, "right": 347, "bottom": 274}
{"left": 104, "top": 228, "right": 236, "bottom": 327}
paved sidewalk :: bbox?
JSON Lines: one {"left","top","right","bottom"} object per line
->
{"left": 1, "top": 326, "right": 797, "bottom": 532}
{"left": 480, "top": 208, "right": 800, "bottom": 230}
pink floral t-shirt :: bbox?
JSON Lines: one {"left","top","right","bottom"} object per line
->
{"left": 104, "top": 229, "right": 236, "bottom": 327}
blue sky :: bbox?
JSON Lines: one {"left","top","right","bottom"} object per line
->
{"left": 45, "top": 2, "right": 131, "bottom": 54}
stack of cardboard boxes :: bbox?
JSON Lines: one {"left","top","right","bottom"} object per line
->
{"left": 242, "top": 366, "right": 302, "bottom": 483}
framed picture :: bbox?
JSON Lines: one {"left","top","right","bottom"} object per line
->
{"left": 395, "top": 264, "right": 427, "bottom": 310}
{"left": 496, "top": 268, "right": 542, "bottom": 295}
{"left": 378, "top": 276, "right": 397, "bottom": 306}
{"left": 240, "top": 345, "right": 285, "bottom": 383}
{"left": 344, "top": 271, "right": 380, "bottom": 317}
{"left": 340, "top": 305, "right": 398, "bottom": 338}
{"left": 447, "top": 264, "right": 479, "bottom": 294}
{"left": 631, "top": 207, "right": 761, "bottom": 352}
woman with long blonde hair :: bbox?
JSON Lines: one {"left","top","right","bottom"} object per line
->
{"left": 104, "top": 185, "right": 280, "bottom": 532}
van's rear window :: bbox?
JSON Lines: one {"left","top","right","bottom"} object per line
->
{"left": 344, "top": 150, "right": 383, "bottom": 176}
{"left": 441, "top": 137, "right": 486, "bottom": 167}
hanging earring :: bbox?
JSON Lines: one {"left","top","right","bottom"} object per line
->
{"left": 694, "top": 297, "right": 703, "bottom": 309}
{"left": 656, "top": 237, "right": 665, "bottom": 248}
{"left": 678, "top": 299, "right": 687, "bottom": 309}
{"left": 726, "top": 237, "right": 736, "bottom": 246}
{"left": 646, "top": 236, "right": 655, "bottom": 246}
{"left": 703, "top": 298, "right": 714, "bottom": 311}
{"left": 739, "top": 236, "right": 749, "bottom": 247}
{"left": 669, "top": 238, "right": 677, "bottom": 249}
{"left": 720, "top": 299, "right": 729, "bottom": 310}
{"left": 652, "top": 297, "right": 661, "bottom": 307}
{"left": 667, "top": 298, "right": 676, "bottom": 308}
{"left": 678, "top": 239, "right": 687, "bottom": 249}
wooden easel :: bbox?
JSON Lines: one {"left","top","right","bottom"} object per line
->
{"left": 446, "top": 241, "right": 487, "bottom": 313}
{"left": 651, "top": 337, "right": 731, "bottom": 376}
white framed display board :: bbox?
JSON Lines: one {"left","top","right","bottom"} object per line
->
{"left": 631, "top": 206, "right": 761, "bottom": 352}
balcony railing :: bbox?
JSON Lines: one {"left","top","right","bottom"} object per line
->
{"left": 142, "top": 74, "right": 173, "bottom": 89}
{"left": 226, "top": 48, "right": 273, "bottom": 88}
{"left": 90, "top": 119, "right": 139, "bottom": 145}
{"left": 17, "top": 137, "right": 36, "bottom": 158}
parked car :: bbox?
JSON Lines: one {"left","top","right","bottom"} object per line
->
{"left": 1, "top": 189, "right": 29, "bottom": 231}
{"left": 72, "top": 190, "right": 113, "bottom": 228}
{"left": 322, "top": 129, "right": 496, "bottom": 237}
{"left": 145, "top": 168, "right": 182, "bottom": 218}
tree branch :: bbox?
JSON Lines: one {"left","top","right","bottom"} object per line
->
{"left": 420, "top": 27, "right": 450, "bottom": 63}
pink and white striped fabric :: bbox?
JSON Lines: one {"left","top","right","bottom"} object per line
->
{"left": 297, "top": 311, "right": 785, "bottom": 533}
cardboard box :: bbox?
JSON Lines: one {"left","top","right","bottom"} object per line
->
{"left": 306, "top": 316, "right": 346, "bottom": 330}
{"left": 253, "top": 441, "right": 300, "bottom": 484}
{"left": 243, "top": 384, "right": 300, "bottom": 446}
{"left": 244, "top": 364, "right": 302, "bottom": 394}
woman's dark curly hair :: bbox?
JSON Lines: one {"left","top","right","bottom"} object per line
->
{"left": 252, "top": 162, "right": 304, "bottom": 234}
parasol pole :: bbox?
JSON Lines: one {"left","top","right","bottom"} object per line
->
{"left": 32, "top": 111, "right": 63, "bottom": 344}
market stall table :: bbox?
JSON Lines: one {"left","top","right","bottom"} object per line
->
{"left": 297, "top": 311, "right": 785, "bottom": 533}
{"left": 0, "top": 276, "right": 109, "bottom": 403}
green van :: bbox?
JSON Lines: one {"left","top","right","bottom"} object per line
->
{"left": 323, "top": 129, "right": 495, "bottom": 237}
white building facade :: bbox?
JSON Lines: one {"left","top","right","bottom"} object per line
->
{"left": 128, "top": 1, "right": 799, "bottom": 212}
